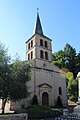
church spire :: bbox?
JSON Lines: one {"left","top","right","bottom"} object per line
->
{"left": 33, "top": 9, "right": 43, "bottom": 35}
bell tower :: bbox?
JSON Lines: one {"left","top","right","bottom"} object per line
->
{"left": 26, "top": 11, "right": 52, "bottom": 63}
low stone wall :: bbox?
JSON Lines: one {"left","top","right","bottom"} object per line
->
{"left": 0, "top": 113, "right": 28, "bottom": 120}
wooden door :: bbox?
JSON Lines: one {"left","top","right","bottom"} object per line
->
{"left": 42, "top": 92, "right": 49, "bottom": 106}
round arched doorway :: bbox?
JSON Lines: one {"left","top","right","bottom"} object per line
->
{"left": 42, "top": 92, "right": 49, "bottom": 106}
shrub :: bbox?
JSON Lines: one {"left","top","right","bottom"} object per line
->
{"left": 25, "top": 105, "right": 62, "bottom": 119}
{"left": 56, "top": 96, "right": 63, "bottom": 107}
{"left": 32, "top": 95, "right": 38, "bottom": 105}
{"left": 15, "top": 105, "right": 62, "bottom": 119}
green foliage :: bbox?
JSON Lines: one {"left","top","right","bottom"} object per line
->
{"left": 65, "top": 71, "right": 78, "bottom": 102}
{"left": 52, "top": 43, "right": 80, "bottom": 78}
{"left": 66, "top": 72, "right": 74, "bottom": 81}
{"left": 67, "top": 79, "right": 78, "bottom": 101}
{"left": 52, "top": 50, "right": 64, "bottom": 68}
{"left": 9, "top": 60, "right": 31, "bottom": 101}
{"left": 65, "top": 72, "right": 74, "bottom": 87}
{"left": 0, "top": 42, "right": 31, "bottom": 113}
{"left": 15, "top": 105, "right": 62, "bottom": 119}
{"left": 32, "top": 95, "right": 38, "bottom": 105}
{"left": 52, "top": 43, "right": 79, "bottom": 102}
{"left": 76, "top": 52, "right": 80, "bottom": 74}
{"left": 63, "top": 43, "right": 77, "bottom": 78}
{"left": 0, "top": 42, "right": 10, "bottom": 64}
{"left": 56, "top": 96, "right": 63, "bottom": 107}
{"left": 11, "top": 60, "right": 31, "bottom": 84}
{"left": 0, "top": 42, "right": 11, "bottom": 113}
{"left": 63, "top": 43, "right": 76, "bottom": 59}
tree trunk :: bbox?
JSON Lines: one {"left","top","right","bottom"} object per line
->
{"left": 2, "top": 99, "right": 7, "bottom": 114}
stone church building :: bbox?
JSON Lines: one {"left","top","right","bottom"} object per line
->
{"left": 24, "top": 12, "right": 67, "bottom": 108}
{"left": 0, "top": 12, "right": 67, "bottom": 112}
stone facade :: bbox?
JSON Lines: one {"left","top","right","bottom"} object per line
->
{"left": 0, "top": 113, "right": 28, "bottom": 120}
{"left": 26, "top": 34, "right": 52, "bottom": 62}
{"left": 26, "top": 58, "right": 67, "bottom": 107}
{"left": 26, "top": 10, "right": 68, "bottom": 107}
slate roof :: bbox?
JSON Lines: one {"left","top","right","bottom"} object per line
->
{"left": 33, "top": 12, "right": 43, "bottom": 35}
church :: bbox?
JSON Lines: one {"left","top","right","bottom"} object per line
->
{"left": 9, "top": 12, "right": 67, "bottom": 110}
{"left": 25, "top": 12, "right": 67, "bottom": 107}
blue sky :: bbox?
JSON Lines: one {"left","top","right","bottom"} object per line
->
{"left": 0, "top": 0, "right": 80, "bottom": 60}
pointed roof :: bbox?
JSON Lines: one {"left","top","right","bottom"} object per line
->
{"left": 33, "top": 11, "right": 43, "bottom": 35}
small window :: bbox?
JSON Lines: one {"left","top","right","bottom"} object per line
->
{"left": 45, "top": 51, "right": 48, "bottom": 60}
{"left": 45, "top": 41, "right": 48, "bottom": 48}
{"left": 40, "top": 39, "right": 43, "bottom": 46}
{"left": 40, "top": 50, "right": 44, "bottom": 59}
{"left": 28, "top": 54, "right": 30, "bottom": 60}
{"left": 31, "top": 51, "right": 33, "bottom": 59}
{"left": 28, "top": 43, "right": 30, "bottom": 50}
{"left": 31, "top": 41, "right": 33, "bottom": 47}
{"left": 59, "top": 87, "right": 62, "bottom": 95}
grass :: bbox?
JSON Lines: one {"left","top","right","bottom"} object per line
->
{"left": 15, "top": 105, "right": 63, "bottom": 119}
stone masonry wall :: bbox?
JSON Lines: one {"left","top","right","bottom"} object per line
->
{"left": 0, "top": 113, "right": 28, "bottom": 120}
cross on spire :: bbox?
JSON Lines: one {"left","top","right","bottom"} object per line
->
{"left": 37, "top": 8, "right": 39, "bottom": 13}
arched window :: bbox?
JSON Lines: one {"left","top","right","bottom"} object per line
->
{"left": 59, "top": 87, "right": 62, "bottom": 95}
{"left": 40, "top": 39, "right": 43, "bottom": 46}
{"left": 40, "top": 50, "right": 43, "bottom": 59}
{"left": 28, "top": 43, "right": 30, "bottom": 50}
{"left": 45, "top": 51, "right": 48, "bottom": 60}
{"left": 45, "top": 41, "right": 48, "bottom": 48}
{"left": 31, "top": 40, "right": 33, "bottom": 47}
{"left": 31, "top": 51, "right": 33, "bottom": 59}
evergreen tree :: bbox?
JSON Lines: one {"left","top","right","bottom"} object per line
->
{"left": 52, "top": 50, "right": 65, "bottom": 68}
{"left": 32, "top": 95, "right": 38, "bottom": 105}
{"left": 63, "top": 43, "right": 77, "bottom": 78}
{"left": 56, "top": 96, "right": 63, "bottom": 107}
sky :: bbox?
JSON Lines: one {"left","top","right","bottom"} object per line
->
{"left": 0, "top": 0, "right": 80, "bottom": 60}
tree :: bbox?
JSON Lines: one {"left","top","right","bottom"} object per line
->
{"left": 52, "top": 43, "right": 77, "bottom": 78}
{"left": 67, "top": 79, "right": 78, "bottom": 101}
{"left": 0, "top": 42, "right": 10, "bottom": 64}
{"left": 76, "top": 52, "right": 80, "bottom": 74}
{"left": 63, "top": 43, "right": 77, "bottom": 78}
{"left": 66, "top": 72, "right": 74, "bottom": 81}
{"left": 0, "top": 42, "right": 11, "bottom": 113}
{"left": 56, "top": 96, "right": 63, "bottom": 107}
{"left": 52, "top": 43, "right": 79, "bottom": 101}
{"left": 32, "top": 95, "right": 38, "bottom": 105}
{"left": 0, "top": 42, "right": 31, "bottom": 114}
{"left": 65, "top": 72, "right": 74, "bottom": 87}
{"left": 65, "top": 71, "right": 78, "bottom": 101}
{"left": 52, "top": 50, "right": 65, "bottom": 68}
